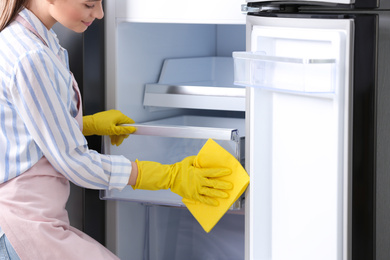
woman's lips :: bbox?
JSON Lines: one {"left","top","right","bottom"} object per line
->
{"left": 83, "top": 21, "right": 93, "bottom": 27}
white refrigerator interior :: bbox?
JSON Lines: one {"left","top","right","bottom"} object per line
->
{"left": 103, "top": 1, "right": 247, "bottom": 259}
{"left": 239, "top": 17, "right": 353, "bottom": 260}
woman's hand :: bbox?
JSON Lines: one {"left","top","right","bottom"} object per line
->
{"left": 82, "top": 110, "right": 136, "bottom": 146}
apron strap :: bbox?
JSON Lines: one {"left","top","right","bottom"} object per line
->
{"left": 15, "top": 15, "right": 49, "bottom": 47}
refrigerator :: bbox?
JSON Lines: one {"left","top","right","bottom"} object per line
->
{"left": 79, "top": 0, "right": 390, "bottom": 259}
{"left": 239, "top": 1, "right": 388, "bottom": 259}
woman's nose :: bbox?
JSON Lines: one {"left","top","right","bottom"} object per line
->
{"left": 93, "top": 2, "right": 104, "bottom": 19}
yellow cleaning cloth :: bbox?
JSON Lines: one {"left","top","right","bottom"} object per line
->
{"left": 183, "top": 138, "right": 250, "bottom": 233}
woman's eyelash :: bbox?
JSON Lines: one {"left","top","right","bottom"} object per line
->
{"left": 85, "top": 4, "right": 95, "bottom": 8}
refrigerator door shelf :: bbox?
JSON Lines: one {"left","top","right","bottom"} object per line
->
{"left": 101, "top": 115, "right": 245, "bottom": 210}
{"left": 235, "top": 21, "right": 349, "bottom": 95}
{"left": 233, "top": 51, "right": 336, "bottom": 93}
{"left": 143, "top": 56, "right": 246, "bottom": 111}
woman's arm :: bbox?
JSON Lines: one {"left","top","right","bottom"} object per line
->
{"left": 128, "top": 161, "right": 138, "bottom": 186}
{"left": 11, "top": 50, "right": 131, "bottom": 191}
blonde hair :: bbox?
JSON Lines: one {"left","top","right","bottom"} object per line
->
{"left": 0, "top": 0, "right": 27, "bottom": 31}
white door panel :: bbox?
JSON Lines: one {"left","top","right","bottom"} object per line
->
{"left": 239, "top": 16, "right": 354, "bottom": 260}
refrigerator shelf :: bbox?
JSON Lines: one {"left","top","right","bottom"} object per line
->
{"left": 143, "top": 56, "right": 246, "bottom": 111}
{"left": 102, "top": 115, "right": 245, "bottom": 209}
{"left": 233, "top": 51, "right": 337, "bottom": 93}
{"left": 126, "top": 124, "right": 240, "bottom": 141}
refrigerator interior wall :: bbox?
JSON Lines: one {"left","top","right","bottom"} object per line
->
{"left": 107, "top": 22, "right": 245, "bottom": 124}
{"left": 241, "top": 16, "right": 353, "bottom": 260}
{"left": 105, "top": 21, "right": 246, "bottom": 259}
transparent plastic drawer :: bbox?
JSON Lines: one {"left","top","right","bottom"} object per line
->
{"left": 101, "top": 115, "right": 245, "bottom": 209}
{"left": 233, "top": 51, "right": 337, "bottom": 93}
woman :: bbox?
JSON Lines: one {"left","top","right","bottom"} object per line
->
{"left": 0, "top": 0, "right": 233, "bottom": 259}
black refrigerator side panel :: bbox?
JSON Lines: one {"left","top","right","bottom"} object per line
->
{"left": 349, "top": 14, "right": 377, "bottom": 260}
{"left": 82, "top": 18, "right": 107, "bottom": 245}
{"left": 374, "top": 11, "right": 390, "bottom": 260}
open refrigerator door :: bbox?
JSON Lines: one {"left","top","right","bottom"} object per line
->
{"left": 234, "top": 16, "right": 353, "bottom": 260}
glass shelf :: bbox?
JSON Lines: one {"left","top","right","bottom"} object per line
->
{"left": 143, "top": 57, "right": 246, "bottom": 111}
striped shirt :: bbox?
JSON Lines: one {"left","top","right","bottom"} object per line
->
{"left": 0, "top": 8, "right": 131, "bottom": 190}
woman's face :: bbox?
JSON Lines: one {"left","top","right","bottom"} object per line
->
{"left": 48, "top": 0, "right": 104, "bottom": 33}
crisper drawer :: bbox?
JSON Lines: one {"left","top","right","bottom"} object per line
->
{"left": 101, "top": 115, "right": 245, "bottom": 208}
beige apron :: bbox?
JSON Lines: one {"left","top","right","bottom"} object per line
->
{"left": 0, "top": 16, "right": 119, "bottom": 260}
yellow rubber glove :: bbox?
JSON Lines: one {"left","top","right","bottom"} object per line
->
{"left": 82, "top": 110, "right": 136, "bottom": 146}
{"left": 133, "top": 156, "right": 233, "bottom": 206}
